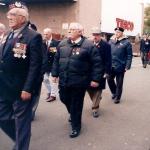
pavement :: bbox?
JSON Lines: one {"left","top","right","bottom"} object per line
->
{"left": 0, "top": 57, "right": 150, "bottom": 150}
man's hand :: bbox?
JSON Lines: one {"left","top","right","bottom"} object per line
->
{"left": 90, "top": 81, "right": 99, "bottom": 88}
{"left": 21, "top": 91, "right": 31, "bottom": 101}
{"left": 52, "top": 77, "right": 58, "bottom": 83}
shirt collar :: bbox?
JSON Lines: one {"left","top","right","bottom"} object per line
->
{"left": 71, "top": 37, "right": 82, "bottom": 44}
{"left": 47, "top": 36, "right": 52, "bottom": 43}
{"left": 12, "top": 23, "right": 28, "bottom": 38}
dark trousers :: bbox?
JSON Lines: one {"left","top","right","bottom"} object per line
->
{"left": 59, "top": 86, "right": 86, "bottom": 131}
{"left": 107, "top": 70, "right": 125, "bottom": 100}
{"left": 141, "top": 51, "right": 148, "bottom": 66}
{"left": 32, "top": 84, "right": 42, "bottom": 120}
{"left": 0, "top": 96, "right": 33, "bottom": 150}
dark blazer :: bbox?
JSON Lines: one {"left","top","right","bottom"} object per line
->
{"left": 96, "top": 40, "right": 112, "bottom": 75}
{"left": 140, "top": 39, "right": 150, "bottom": 53}
{"left": 43, "top": 39, "right": 59, "bottom": 73}
{"left": 0, "top": 25, "right": 43, "bottom": 99}
{"left": 94, "top": 40, "right": 112, "bottom": 89}
{"left": 52, "top": 37, "right": 104, "bottom": 87}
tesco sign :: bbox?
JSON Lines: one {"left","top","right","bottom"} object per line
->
{"left": 116, "top": 18, "right": 134, "bottom": 31}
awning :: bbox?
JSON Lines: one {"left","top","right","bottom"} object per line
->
{"left": 0, "top": 0, "right": 76, "bottom": 5}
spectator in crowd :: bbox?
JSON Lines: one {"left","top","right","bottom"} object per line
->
{"left": 140, "top": 34, "right": 150, "bottom": 68}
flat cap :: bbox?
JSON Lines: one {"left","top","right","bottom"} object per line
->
{"left": 91, "top": 27, "right": 101, "bottom": 34}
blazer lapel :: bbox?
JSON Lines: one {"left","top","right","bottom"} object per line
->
{"left": 1, "top": 32, "right": 12, "bottom": 57}
{"left": 2, "top": 26, "right": 28, "bottom": 58}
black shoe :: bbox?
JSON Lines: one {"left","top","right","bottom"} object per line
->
{"left": 69, "top": 129, "right": 80, "bottom": 138}
{"left": 114, "top": 98, "right": 120, "bottom": 104}
{"left": 112, "top": 94, "right": 116, "bottom": 100}
{"left": 92, "top": 111, "right": 99, "bottom": 118}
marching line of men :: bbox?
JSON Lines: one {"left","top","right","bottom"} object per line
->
{"left": 0, "top": 1, "right": 133, "bottom": 150}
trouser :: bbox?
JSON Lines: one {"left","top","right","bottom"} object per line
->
{"left": 0, "top": 96, "right": 33, "bottom": 150}
{"left": 43, "top": 72, "right": 57, "bottom": 96}
{"left": 140, "top": 51, "right": 148, "bottom": 66}
{"left": 59, "top": 86, "right": 86, "bottom": 131}
{"left": 87, "top": 88, "right": 102, "bottom": 112}
{"left": 107, "top": 70, "right": 125, "bottom": 100}
{"left": 32, "top": 84, "right": 42, "bottom": 120}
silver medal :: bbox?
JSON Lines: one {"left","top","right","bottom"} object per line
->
{"left": 22, "top": 54, "right": 26, "bottom": 59}
{"left": 14, "top": 53, "right": 18, "bottom": 57}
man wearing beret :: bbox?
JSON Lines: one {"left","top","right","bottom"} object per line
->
{"left": 87, "top": 27, "right": 112, "bottom": 118}
{"left": 0, "top": 2, "right": 42, "bottom": 150}
{"left": 107, "top": 27, "right": 132, "bottom": 104}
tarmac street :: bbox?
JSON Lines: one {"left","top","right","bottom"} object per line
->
{"left": 0, "top": 57, "right": 150, "bottom": 150}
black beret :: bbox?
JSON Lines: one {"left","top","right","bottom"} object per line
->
{"left": 9, "top": 1, "right": 28, "bottom": 10}
{"left": 114, "top": 27, "right": 124, "bottom": 32}
{"left": 29, "top": 23, "right": 37, "bottom": 31}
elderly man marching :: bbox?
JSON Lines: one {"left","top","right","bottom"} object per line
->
{"left": 107, "top": 27, "right": 132, "bottom": 104}
{"left": 0, "top": 2, "right": 43, "bottom": 150}
{"left": 87, "top": 27, "right": 112, "bottom": 118}
{"left": 52, "top": 22, "right": 104, "bottom": 138}
{"left": 43, "top": 28, "right": 59, "bottom": 102}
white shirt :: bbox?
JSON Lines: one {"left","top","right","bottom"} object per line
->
{"left": 71, "top": 37, "right": 82, "bottom": 44}
{"left": 47, "top": 36, "right": 52, "bottom": 47}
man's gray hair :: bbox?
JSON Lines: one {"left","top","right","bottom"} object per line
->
{"left": 43, "top": 28, "right": 52, "bottom": 33}
{"left": 8, "top": 7, "right": 29, "bottom": 21}
{"left": 0, "top": 23, "right": 6, "bottom": 31}
{"left": 69, "top": 22, "right": 83, "bottom": 31}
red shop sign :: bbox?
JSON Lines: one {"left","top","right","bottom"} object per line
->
{"left": 116, "top": 18, "right": 134, "bottom": 31}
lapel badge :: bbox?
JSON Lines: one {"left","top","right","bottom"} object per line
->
{"left": 76, "top": 48, "right": 80, "bottom": 55}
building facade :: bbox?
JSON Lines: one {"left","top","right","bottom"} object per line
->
{"left": 0, "top": 0, "right": 101, "bottom": 37}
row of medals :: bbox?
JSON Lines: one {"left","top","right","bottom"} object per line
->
{"left": 13, "top": 43, "right": 26, "bottom": 59}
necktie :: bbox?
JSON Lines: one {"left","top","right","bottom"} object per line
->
{"left": 8, "top": 31, "right": 14, "bottom": 40}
